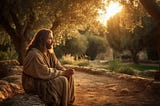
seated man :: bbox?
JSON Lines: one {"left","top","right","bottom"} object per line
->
{"left": 22, "top": 29, "right": 75, "bottom": 106}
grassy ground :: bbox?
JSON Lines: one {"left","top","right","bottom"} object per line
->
{"left": 122, "top": 63, "right": 160, "bottom": 71}
{"left": 61, "top": 57, "right": 160, "bottom": 78}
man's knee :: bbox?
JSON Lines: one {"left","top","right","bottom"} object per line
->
{"left": 59, "top": 76, "right": 68, "bottom": 84}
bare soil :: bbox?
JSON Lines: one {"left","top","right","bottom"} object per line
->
{"left": 1, "top": 62, "right": 160, "bottom": 106}
{"left": 74, "top": 71, "right": 160, "bottom": 106}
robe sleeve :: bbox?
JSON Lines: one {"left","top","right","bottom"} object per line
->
{"left": 23, "top": 50, "right": 61, "bottom": 80}
{"left": 51, "top": 51, "right": 66, "bottom": 71}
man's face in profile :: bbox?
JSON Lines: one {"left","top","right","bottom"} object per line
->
{"left": 46, "top": 33, "right": 53, "bottom": 49}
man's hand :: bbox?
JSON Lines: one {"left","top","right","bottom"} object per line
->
{"left": 61, "top": 68, "right": 74, "bottom": 78}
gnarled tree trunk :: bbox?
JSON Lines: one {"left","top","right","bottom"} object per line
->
{"left": 0, "top": 15, "right": 29, "bottom": 65}
{"left": 139, "top": 0, "right": 160, "bottom": 63}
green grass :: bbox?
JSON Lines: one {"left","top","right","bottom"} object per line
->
{"left": 123, "top": 64, "right": 159, "bottom": 71}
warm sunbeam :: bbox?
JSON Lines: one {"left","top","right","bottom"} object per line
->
{"left": 97, "top": 1, "right": 123, "bottom": 26}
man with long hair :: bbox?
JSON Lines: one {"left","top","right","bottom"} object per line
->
{"left": 22, "top": 29, "right": 75, "bottom": 106}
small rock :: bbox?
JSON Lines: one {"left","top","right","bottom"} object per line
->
{"left": 77, "top": 84, "right": 80, "bottom": 86}
{"left": 120, "top": 88, "right": 130, "bottom": 95}
{"left": 0, "top": 93, "right": 45, "bottom": 106}
{"left": 108, "top": 87, "right": 117, "bottom": 92}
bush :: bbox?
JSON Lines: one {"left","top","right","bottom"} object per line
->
{"left": 0, "top": 51, "right": 9, "bottom": 60}
{"left": 108, "top": 59, "right": 121, "bottom": 71}
{"left": 60, "top": 54, "right": 90, "bottom": 66}
{"left": 117, "top": 67, "right": 137, "bottom": 75}
{"left": 86, "top": 35, "right": 107, "bottom": 60}
{"left": 77, "top": 59, "right": 89, "bottom": 66}
{"left": 60, "top": 54, "right": 75, "bottom": 65}
{"left": 55, "top": 35, "right": 88, "bottom": 59}
{"left": 65, "top": 36, "right": 88, "bottom": 57}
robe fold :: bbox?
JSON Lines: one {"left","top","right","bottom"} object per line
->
{"left": 22, "top": 48, "right": 74, "bottom": 106}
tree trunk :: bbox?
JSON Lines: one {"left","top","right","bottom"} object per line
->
{"left": 50, "top": 19, "right": 60, "bottom": 32}
{"left": 131, "top": 50, "right": 139, "bottom": 64}
{"left": 139, "top": 0, "right": 160, "bottom": 22}
{"left": 139, "top": 0, "right": 160, "bottom": 65}
{"left": 0, "top": 15, "right": 27, "bottom": 65}
{"left": 157, "top": 25, "right": 160, "bottom": 66}
{"left": 7, "top": 33, "right": 28, "bottom": 65}
{"left": 11, "top": 35, "right": 27, "bottom": 65}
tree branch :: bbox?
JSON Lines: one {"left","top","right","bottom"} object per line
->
{"left": 139, "top": 0, "right": 160, "bottom": 23}
{"left": 23, "top": 14, "right": 35, "bottom": 44}
{"left": 50, "top": 14, "right": 61, "bottom": 31}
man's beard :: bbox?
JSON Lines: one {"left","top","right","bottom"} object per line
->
{"left": 46, "top": 42, "right": 53, "bottom": 49}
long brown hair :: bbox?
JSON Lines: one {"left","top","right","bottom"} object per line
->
{"left": 26, "top": 29, "right": 52, "bottom": 55}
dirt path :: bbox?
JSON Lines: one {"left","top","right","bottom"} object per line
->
{"left": 74, "top": 71, "right": 160, "bottom": 106}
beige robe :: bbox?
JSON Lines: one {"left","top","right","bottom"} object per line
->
{"left": 22, "top": 48, "right": 74, "bottom": 106}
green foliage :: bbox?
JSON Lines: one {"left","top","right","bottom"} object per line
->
{"left": 65, "top": 35, "right": 88, "bottom": 56}
{"left": 54, "top": 44, "right": 66, "bottom": 59}
{"left": 55, "top": 35, "right": 88, "bottom": 59}
{"left": 125, "top": 64, "right": 159, "bottom": 71}
{"left": 60, "top": 54, "right": 75, "bottom": 65}
{"left": 107, "top": 1, "right": 157, "bottom": 63}
{"left": 77, "top": 59, "right": 89, "bottom": 66}
{"left": 0, "top": 50, "right": 18, "bottom": 60}
{"left": 0, "top": 31, "right": 17, "bottom": 60}
{"left": 55, "top": 31, "right": 108, "bottom": 61}
{"left": 117, "top": 66, "right": 138, "bottom": 75}
{"left": 0, "top": 51, "right": 9, "bottom": 60}
{"left": 60, "top": 54, "right": 89, "bottom": 66}
{"left": 108, "top": 59, "right": 121, "bottom": 71}
{"left": 0, "top": 0, "right": 105, "bottom": 64}
{"left": 86, "top": 34, "right": 107, "bottom": 60}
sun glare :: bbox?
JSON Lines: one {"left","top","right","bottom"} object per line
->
{"left": 97, "top": 1, "right": 123, "bottom": 26}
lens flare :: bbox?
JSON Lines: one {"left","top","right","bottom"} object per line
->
{"left": 97, "top": 1, "right": 123, "bottom": 26}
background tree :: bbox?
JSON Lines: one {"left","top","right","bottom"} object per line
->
{"left": 55, "top": 31, "right": 108, "bottom": 61}
{"left": 139, "top": 0, "right": 160, "bottom": 62}
{"left": 0, "top": 29, "right": 17, "bottom": 60}
{"left": 141, "top": 16, "right": 158, "bottom": 61}
{"left": 55, "top": 35, "right": 88, "bottom": 59}
{"left": 0, "top": 0, "right": 56, "bottom": 64}
{"left": 107, "top": 0, "right": 159, "bottom": 63}
{"left": 127, "top": 26, "right": 145, "bottom": 63}
{"left": 0, "top": 0, "right": 105, "bottom": 64}
{"left": 64, "top": 35, "right": 88, "bottom": 60}
{"left": 2, "top": 0, "right": 159, "bottom": 64}
{"left": 85, "top": 31, "right": 107, "bottom": 60}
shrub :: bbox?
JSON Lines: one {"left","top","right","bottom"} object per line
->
{"left": 117, "top": 67, "right": 138, "bottom": 75}
{"left": 108, "top": 59, "right": 121, "bottom": 71}
{"left": 60, "top": 54, "right": 90, "bottom": 66}
{"left": 77, "top": 59, "right": 89, "bottom": 66}
{"left": 86, "top": 35, "right": 107, "bottom": 60}
{"left": 60, "top": 54, "right": 75, "bottom": 65}
{"left": 0, "top": 51, "right": 9, "bottom": 60}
